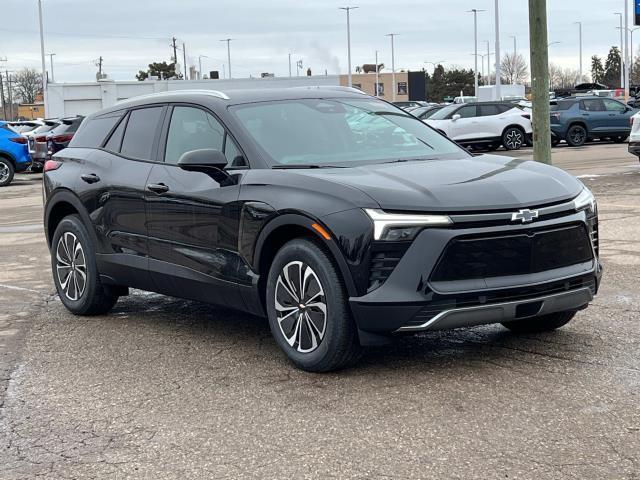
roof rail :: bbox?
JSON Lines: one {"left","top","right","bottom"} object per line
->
{"left": 118, "top": 89, "right": 230, "bottom": 104}
{"left": 290, "top": 85, "right": 368, "bottom": 95}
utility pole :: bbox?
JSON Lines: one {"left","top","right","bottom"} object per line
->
{"left": 48, "top": 53, "right": 56, "bottom": 83}
{"left": 625, "top": 0, "right": 630, "bottom": 99}
{"left": 386, "top": 33, "right": 398, "bottom": 101}
{"left": 171, "top": 37, "right": 178, "bottom": 65}
{"left": 375, "top": 50, "right": 379, "bottom": 97}
{"left": 528, "top": 0, "right": 552, "bottom": 164}
{"left": 494, "top": 0, "right": 502, "bottom": 100}
{"left": 96, "top": 56, "right": 103, "bottom": 79}
{"left": 37, "top": 0, "right": 46, "bottom": 112}
{"left": 182, "top": 42, "right": 188, "bottom": 80}
{"left": 220, "top": 39, "right": 233, "bottom": 79}
{"left": 574, "top": 22, "right": 582, "bottom": 83}
{"left": 616, "top": 13, "right": 624, "bottom": 88}
{"left": 0, "top": 70, "right": 6, "bottom": 120}
{"left": 6, "top": 71, "right": 13, "bottom": 121}
{"left": 468, "top": 9, "right": 485, "bottom": 96}
{"left": 339, "top": 6, "right": 358, "bottom": 88}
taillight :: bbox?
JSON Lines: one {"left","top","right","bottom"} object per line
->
{"left": 44, "top": 160, "right": 62, "bottom": 172}
{"left": 51, "top": 134, "right": 74, "bottom": 143}
{"left": 35, "top": 135, "right": 48, "bottom": 142}
{"left": 9, "top": 136, "right": 28, "bottom": 144}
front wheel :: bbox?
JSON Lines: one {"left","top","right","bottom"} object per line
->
{"left": 0, "top": 158, "right": 15, "bottom": 187}
{"left": 51, "top": 214, "right": 119, "bottom": 315}
{"left": 266, "top": 238, "right": 361, "bottom": 372}
{"left": 502, "top": 127, "right": 525, "bottom": 150}
{"left": 501, "top": 311, "right": 576, "bottom": 333}
{"left": 566, "top": 125, "right": 587, "bottom": 147}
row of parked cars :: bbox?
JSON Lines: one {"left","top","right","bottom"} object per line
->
{"left": 0, "top": 116, "right": 83, "bottom": 186}
{"left": 393, "top": 95, "right": 637, "bottom": 152}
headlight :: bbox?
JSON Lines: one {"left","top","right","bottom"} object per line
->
{"left": 364, "top": 209, "right": 452, "bottom": 241}
{"left": 573, "top": 188, "right": 597, "bottom": 216}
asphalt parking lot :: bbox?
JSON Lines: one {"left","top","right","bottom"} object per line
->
{"left": 1, "top": 143, "right": 640, "bottom": 479}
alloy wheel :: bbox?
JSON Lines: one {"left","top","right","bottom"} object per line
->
{"left": 569, "top": 127, "right": 586, "bottom": 145}
{"left": 55, "top": 232, "right": 87, "bottom": 301}
{"left": 504, "top": 129, "right": 523, "bottom": 149}
{"left": 0, "top": 163, "right": 9, "bottom": 184}
{"left": 274, "top": 261, "right": 327, "bottom": 353}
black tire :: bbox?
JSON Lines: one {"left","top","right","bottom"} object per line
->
{"left": 501, "top": 311, "right": 576, "bottom": 333}
{"left": 51, "top": 214, "right": 119, "bottom": 315}
{"left": 551, "top": 137, "right": 561, "bottom": 147}
{"left": 0, "top": 157, "right": 15, "bottom": 187}
{"left": 613, "top": 135, "right": 628, "bottom": 143}
{"left": 566, "top": 124, "right": 587, "bottom": 147}
{"left": 266, "top": 238, "right": 362, "bottom": 372}
{"left": 502, "top": 126, "right": 525, "bottom": 150}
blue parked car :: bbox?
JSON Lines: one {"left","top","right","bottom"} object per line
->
{"left": 550, "top": 97, "right": 636, "bottom": 147}
{"left": 0, "top": 121, "right": 32, "bottom": 186}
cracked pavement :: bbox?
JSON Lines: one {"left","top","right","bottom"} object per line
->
{"left": 1, "top": 143, "right": 639, "bottom": 479}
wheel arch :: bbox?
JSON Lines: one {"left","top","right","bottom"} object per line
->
{"left": 502, "top": 123, "right": 526, "bottom": 136}
{"left": 567, "top": 120, "right": 588, "bottom": 133}
{"left": 45, "top": 189, "right": 95, "bottom": 248}
{"left": 253, "top": 213, "right": 358, "bottom": 307}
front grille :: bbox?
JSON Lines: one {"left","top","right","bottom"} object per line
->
{"left": 404, "top": 274, "right": 597, "bottom": 328}
{"left": 431, "top": 223, "right": 593, "bottom": 282}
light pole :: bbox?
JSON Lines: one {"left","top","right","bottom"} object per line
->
{"left": 339, "top": 6, "right": 358, "bottom": 87}
{"left": 468, "top": 9, "right": 485, "bottom": 96}
{"left": 198, "top": 55, "right": 208, "bottom": 80}
{"left": 386, "top": 33, "right": 399, "bottom": 101}
{"left": 494, "top": 0, "right": 501, "bottom": 100}
{"left": 624, "top": 0, "right": 630, "bottom": 99}
{"left": 375, "top": 50, "right": 379, "bottom": 96}
{"left": 37, "top": 0, "right": 46, "bottom": 99}
{"left": 574, "top": 22, "right": 582, "bottom": 83}
{"left": 220, "top": 38, "right": 233, "bottom": 79}
{"left": 615, "top": 12, "right": 624, "bottom": 88}
{"left": 47, "top": 53, "right": 56, "bottom": 83}
{"left": 288, "top": 53, "right": 292, "bottom": 78}
{"left": 509, "top": 35, "right": 517, "bottom": 85}
{"left": 485, "top": 40, "right": 491, "bottom": 86}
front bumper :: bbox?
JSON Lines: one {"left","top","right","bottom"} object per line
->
{"left": 349, "top": 209, "right": 601, "bottom": 334}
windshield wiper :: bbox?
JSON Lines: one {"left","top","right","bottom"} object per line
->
{"left": 382, "top": 157, "right": 439, "bottom": 164}
{"left": 272, "top": 164, "right": 348, "bottom": 169}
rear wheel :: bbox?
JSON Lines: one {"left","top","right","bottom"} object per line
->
{"left": 566, "top": 125, "right": 587, "bottom": 147}
{"left": 51, "top": 215, "right": 119, "bottom": 315}
{"left": 0, "top": 158, "right": 15, "bottom": 187}
{"left": 266, "top": 238, "right": 361, "bottom": 372}
{"left": 501, "top": 311, "right": 576, "bottom": 333}
{"left": 502, "top": 127, "right": 525, "bottom": 150}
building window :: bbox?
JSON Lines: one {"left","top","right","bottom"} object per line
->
{"left": 375, "top": 83, "right": 385, "bottom": 96}
{"left": 397, "top": 82, "right": 408, "bottom": 95}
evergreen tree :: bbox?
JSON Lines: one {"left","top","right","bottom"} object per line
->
{"left": 603, "top": 47, "right": 621, "bottom": 88}
{"left": 591, "top": 55, "right": 605, "bottom": 84}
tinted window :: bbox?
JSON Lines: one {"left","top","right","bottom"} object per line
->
{"left": 70, "top": 115, "right": 122, "bottom": 148}
{"left": 551, "top": 101, "right": 576, "bottom": 111}
{"left": 580, "top": 99, "right": 605, "bottom": 112}
{"left": 479, "top": 105, "right": 500, "bottom": 117}
{"left": 497, "top": 104, "right": 513, "bottom": 113}
{"left": 103, "top": 115, "right": 127, "bottom": 152}
{"left": 603, "top": 99, "right": 626, "bottom": 112}
{"left": 457, "top": 106, "right": 477, "bottom": 118}
{"left": 164, "top": 107, "right": 225, "bottom": 164}
{"left": 120, "top": 107, "right": 163, "bottom": 160}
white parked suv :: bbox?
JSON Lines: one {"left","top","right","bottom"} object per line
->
{"left": 628, "top": 111, "right": 640, "bottom": 158}
{"left": 425, "top": 102, "right": 533, "bottom": 150}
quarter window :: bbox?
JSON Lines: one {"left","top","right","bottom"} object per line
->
{"left": 456, "top": 106, "right": 477, "bottom": 118}
{"left": 165, "top": 107, "right": 225, "bottom": 164}
{"left": 479, "top": 105, "right": 500, "bottom": 117}
{"left": 103, "top": 115, "right": 127, "bottom": 152}
{"left": 120, "top": 107, "right": 164, "bottom": 160}
{"left": 70, "top": 115, "right": 120, "bottom": 148}
{"left": 580, "top": 99, "right": 605, "bottom": 112}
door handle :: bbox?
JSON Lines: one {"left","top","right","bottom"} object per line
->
{"left": 81, "top": 173, "right": 100, "bottom": 184}
{"left": 147, "top": 183, "right": 169, "bottom": 194}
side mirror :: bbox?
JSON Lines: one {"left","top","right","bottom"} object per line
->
{"left": 177, "top": 149, "right": 230, "bottom": 183}
{"left": 451, "top": 114, "right": 461, "bottom": 121}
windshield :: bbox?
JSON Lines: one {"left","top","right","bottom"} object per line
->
{"left": 428, "top": 105, "right": 459, "bottom": 120}
{"left": 231, "top": 98, "right": 465, "bottom": 167}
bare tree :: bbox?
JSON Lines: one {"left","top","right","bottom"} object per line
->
{"left": 501, "top": 52, "right": 529, "bottom": 84}
{"left": 549, "top": 63, "right": 579, "bottom": 90}
{"left": 11, "top": 68, "right": 42, "bottom": 104}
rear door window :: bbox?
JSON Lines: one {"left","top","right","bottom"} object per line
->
{"left": 70, "top": 114, "right": 122, "bottom": 148}
{"left": 120, "top": 107, "right": 164, "bottom": 160}
{"left": 479, "top": 105, "right": 500, "bottom": 117}
{"left": 580, "top": 99, "right": 605, "bottom": 112}
{"left": 456, "top": 106, "right": 477, "bottom": 118}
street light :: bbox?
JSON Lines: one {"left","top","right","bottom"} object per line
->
{"left": 386, "top": 33, "right": 399, "bottom": 101}
{"left": 47, "top": 52, "right": 56, "bottom": 83}
{"left": 509, "top": 35, "right": 517, "bottom": 85}
{"left": 484, "top": 40, "right": 491, "bottom": 86}
{"left": 198, "top": 55, "right": 208, "bottom": 80}
{"left": 494, "top": 0, "right": 502, "bottom": 99}
{"left": 37, "top": 0, "right": 46, "bottom": 100}
{"left": 220, "top": 38, "right": 234, "bottom": 79}
{"left": 468, "top": 9, "right": 485, "bottom": 96}
{"left": 574, "top": 22, "right": 583, "bottom": 82}
{"left": 339, "top": 6, "right": 358, "bottom": 88}
{"left": 615, "top": 12, "right": 623, "bottom": 88}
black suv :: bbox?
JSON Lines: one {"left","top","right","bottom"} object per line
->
{"left": 43, "top": 88, "right": 602, "bottom": 372}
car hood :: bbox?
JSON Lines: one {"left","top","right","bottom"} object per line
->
{"left": 296, "top": 155, "right": 583, "bottom": 213}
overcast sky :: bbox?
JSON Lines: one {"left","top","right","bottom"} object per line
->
{"left": 0, "top": 0, "right": 633, "bottom": 82}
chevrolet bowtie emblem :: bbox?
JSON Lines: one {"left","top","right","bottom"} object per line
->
{"left": 511, "top": 209, "right": 539, "bottom": 223}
